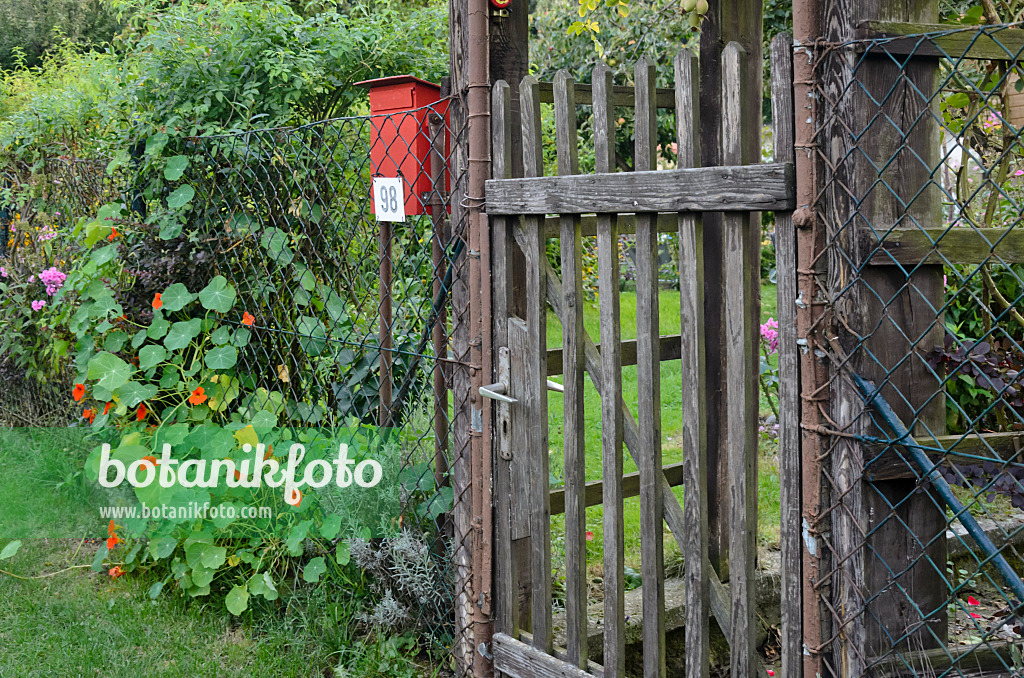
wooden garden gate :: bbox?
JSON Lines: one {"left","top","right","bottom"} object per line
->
{"left": 483, "top": 40, "right": 798, "bottom": 678}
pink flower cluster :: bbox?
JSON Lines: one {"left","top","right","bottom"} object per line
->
{"left": 31, "top": 300, "right": 46, "bottom": 312}
{"left": 38, "top": 227, "right": 57, "bottom": 242}
{"left": 760, "top": 317, "right": 779, "bottom": 354}
{"left": 39, "top": 267, "right": 66, "bottom": 296}
{"left": 0, "top": 266, "right": 6, "bottom": 278}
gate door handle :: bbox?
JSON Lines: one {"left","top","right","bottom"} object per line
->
{"left": 480, "top": 382, "right": 517, "bottom": 404}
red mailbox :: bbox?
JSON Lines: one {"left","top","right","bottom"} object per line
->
{"left": 356, "top": 75, "right": 448, "bottom": 217}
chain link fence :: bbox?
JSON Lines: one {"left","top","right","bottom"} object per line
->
{"left": 0, "top": 99, "right": 475, "bottom": 671}
{"left": 805, "top": 23, "right": 1024, "bottom": 677}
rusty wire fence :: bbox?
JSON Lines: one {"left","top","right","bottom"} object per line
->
{"left": 804, "top": 23, "right": 1024, "bottom": 677}
{"left": 0, "top": 101, "right": 475, "bottom": 669}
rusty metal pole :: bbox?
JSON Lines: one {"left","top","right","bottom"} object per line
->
{"left": 792, "top": 0, "right": 830, "bottom": 675}
{"left": 429, "top": 108, "right": 451, "bottom": 488}
{"left": 466, "top": 0, "right": 493, "bottom": 675}
{"left": 379, "top": 220, "right": 393, "bottom": 427}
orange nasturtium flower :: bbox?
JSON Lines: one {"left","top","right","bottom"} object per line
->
{"left": 72, "top": 383, "right": 86, "bottom": 402}
{"left": 241, "top": 311, "right": 255, "bottom": 326}
{"left": 136, "top": 404, "right": 147, "bottom": 421}
{"left": 108, "top": 566, "right": 125, "bottom": 579}
{"left": 106, "top": 534, "right": 121, "bottom": 550}
{"left": 103, "top": 402, "right": 113, "bottom": 415}
{"left": 108, "top": 520, "right": 117, "bottom": 537}
{"left": 152, "top": 293, "right": 163, "bottom": 310}
{"left": 107, "top": 227, "right": 119, "bottom": 241}
{"left": 142, "top": 455, "right": 158, "bottom": 467}
{"left": 188, "top": 387, "right": 207, "bottom": 405}
{"left": 83, "top": 408, "right": 96, "bottom": 424}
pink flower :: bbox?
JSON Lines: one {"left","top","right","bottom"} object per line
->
{"left": 967, "top": 595, "right": 980, "bottom": 606}
{"left": 1015, "top": 169, "right": 1024, "bottom": 177}
{"left": 38, "top": 267, "right": 66, "bottom": 296}
{"left": 31, "top": 300, "right": 46, "bottom": 311}
{"left": 585, "top": 531, "right": 594, "bottom": 541}
{"left": 760, "top": 317, "right": 779, "bottom": 354}
{"left": 0, "top": 266, "right": 6, "bottom": 278}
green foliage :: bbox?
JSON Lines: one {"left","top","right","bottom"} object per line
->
{"left": 0, "top": 0, "right": 121, "bottom": 72}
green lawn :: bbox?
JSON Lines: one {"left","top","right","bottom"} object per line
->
{"left": 544, "top": 283, "right": 781, "bottom": 572}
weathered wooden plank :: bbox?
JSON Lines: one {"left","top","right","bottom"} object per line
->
{"left": 867, "top": 227, "right": 1024, "bottom": 265}
{"left": 721, "top": 42, "right": 757, "bottom": 678}
{"left": 554, "top": 69, "right": 588, "bottom": 669}
{"left": 512, "top": 632, "right": 607, "bottom": 678}
{"left": 493, "top": 633, "right": 603, "bottom": 678}
{"left": 770, "top": 33, "right": 802, "bottom": 678}
{"left": 486, "top": 163, "right": 795, "bottom": 215}
{"left": 866, "top": 431, "right": 1024, "bottom": 481}
{"left": 491, "top": 79, "right": 518, "bottom": 642}
{"left": 674, "top": 47, "right": 710, "bottom": 678}
{"left": 549, "top": 461, "right": 686, "bottom": 516}
{"left": 508, "top": 318, "right": 534, "bottom": 629}
{"left": 868, "top": 640, "right": 1021, "bottom": 677}
{"left": 542, "top": 213, "right": 679, "bottom": 236}
{"left": 857, "top": 21, "right": 1024, "bottom": 60}
{"left": 536, "top": 80, "right": 676, "bottom": 109}
{"left": 593, "top": 62, "right": 625, "bottom": 678}
{"left": 521, "top": 73, "right": 553, "bottom": 654}
{"left": 634, "top": 55, "right": 665, "bottom": 678}
{"left": 546, "top": 335, "right": 682, "bottom": 376}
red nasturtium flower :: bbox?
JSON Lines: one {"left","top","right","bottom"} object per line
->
{"left": 241, "top": 311, "right": 255, "bottom": 326}
{"left": 83, "top": 408, "right": 96, "bottom": 424}
{"left": 142, "top": 455, "right": 158, "bottom": 467}
{"left": 188, "top": 387, "right": 207, "bottom": 405}
{"left": 103, "top": 402, "right": 112, "bottom": 415}
{"left": 106, "top": 534, "right": 121, "bottom": 550}
{"left": 107, "top": 227, "right": 119, "bottom": 241}
{"left": 72, "top": 383, "right": 85, "bottom": 402}
{"left": 108, "top": 566, "right": 125, "bottom": 579}
{"left": 136, "top": 404, "right": 147, "bottom": 421}
{"left": 286, "top": 487, "right": 303, "bottom": 507}
{"left": 152, "top": 293, "right": 163, "bottom": 310}
{"left": 107, "top": 520, "right": 117, "bottom": 537}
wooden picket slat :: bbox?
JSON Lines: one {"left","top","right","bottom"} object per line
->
{"left": 491, "top": 79, "right": 518, "bottom": 645}
{"left": 553, "top": 69, "right": 588, "bottom": 669}
{"left": 520, "top": 74, "right": 553, "bottom": 654}
{"left": 634, "top": 55, "right": 666, "bottom": 678}
{"left": 674, "top": 47, "right": 710, "bottom": 678}
{"left": 770, "top": 34, "right": 802, "bottom": 678}
{"left": 592, "top": 62, "right": 625, "bottom": 678}
{"left": 721, "top": 42, "right": 758, "bottom": 678}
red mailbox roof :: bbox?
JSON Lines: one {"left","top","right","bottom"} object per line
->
{"left": 354, "top": 75, "right": 440, "bottom": 91}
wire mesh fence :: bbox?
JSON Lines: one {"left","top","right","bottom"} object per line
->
{"left": 805, "top": 23, "right": 1024, "bottom": 677}
{"left": 0, "top": 99, "right": 475, "bottom": 670}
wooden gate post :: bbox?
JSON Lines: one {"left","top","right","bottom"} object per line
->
{"left": 821, "top": 0, "right": 948, "bottom": 673}
{"left": 699, "top": 0, "right": 764, "bottom": 582}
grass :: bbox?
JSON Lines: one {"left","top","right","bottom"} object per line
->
{"left": 544, "top": 283, "right": 782, "bottom": 572}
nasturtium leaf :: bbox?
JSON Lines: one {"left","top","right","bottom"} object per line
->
{"left": 148, "top": 581, "right": 165, "bottom": 599}
{"left": 159, "top": 367, "right": 180, "bottom": 389}
{"left": 148, "top": 312, "right": 170, "bottom": 340}
{"left": 302, "top": 557, "right": 327, "bottom": 583}
{"left": 319, "top": 514, "right": 343, "bottom": 541}
{"left": 164, "top": 319, "right": 202, "bottom": 351}
{"left": 231, "top": 327, "right": 251, "bottom": 348}
{"left": 234, "top": 425, "right": 259, "bottom": 450}
{"left": 185, "top": 426, "right": 234, "bottom": 459}
{"left": 199, "top": 276, "right": 236, "bottom": 313}
{"left": 166, "top": 184, "right": 195, "bottom": 209}
{"left": 185, "top": 542, "right": 226, "bottom": 570}
{"left": 88, "top": 352, "right": 132, "bottom": 391}
{"left": 205, "top": 345, "right": 238, "bottom": 370}
{"left": 0, "top": 540, "right": 22, "bottom": 560}
{"left": 164, "top": 155, "right": 189, "bottom": 181}
{"left": 249, "top": 409, "right": 277, "bottom": 429}
{"left": 103, "top": 331, "right": 128, "bottom": 353}
{"left": 260, "top": 228, "right": 294, "bottom": 265}
{"left": 115, "top": 381, "right": 159, "bottom": 408}
{"left": 191, "top": 566, "right": 215, "bottom": 588}
{"left": 91, "top": 544, "right": 109, "bottom": 572}
{"left": 91, "top": 244, "right": 119, "bottom": 266}
{"left": 247, "top": 571, "right": 279, "bottom": 601}
{"left": 335, "top": 541, "right": 351, "bottom": 566}
{"left": 211, "top": 326, "right": 231, "bottom": 345}
{"left": 226, "top": 584, "right": 249, "bottom": 615}
{"left": 161, "top": 283, "right": 195, "bottom": 312}
{"left": 132, "top": 329, "right": 148, "bottom": 349}
{"left": 286, "top": 520, "right": 313, "bottom": 556}
{"left": 149, "top": 537, "right": 177, "bottom": 560}
{"left": 139, "top": 344, "right": 167, "bottom": 370}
